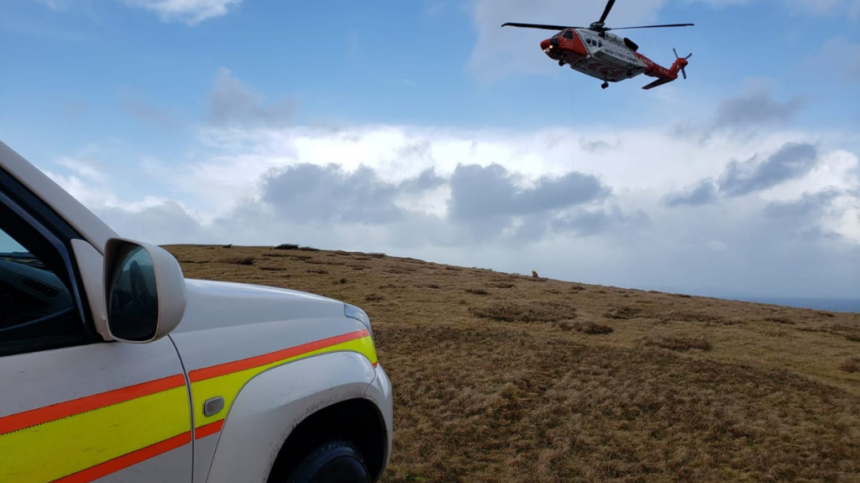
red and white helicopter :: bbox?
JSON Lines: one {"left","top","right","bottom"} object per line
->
{"left": 503, "top": 0, "right": 694, "bottom": 90}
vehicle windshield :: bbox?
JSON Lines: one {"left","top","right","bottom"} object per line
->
{"left": 0, "top": 230, "right": 44, "bottom": 269}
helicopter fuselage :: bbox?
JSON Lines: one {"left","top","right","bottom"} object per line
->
{"left": 542, "top": 29, "right": 647, "bottom": 82}
{"left": 540, "top": 28, "right": 683, "bottom": 89}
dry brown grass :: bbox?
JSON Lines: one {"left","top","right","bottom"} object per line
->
{"left": 164, "top": 244, "right": 860, "bottom": 482}
{"left": 842, "top": 358, "right": 860, "bottom": 374}
{"left": 641, "top": 336, "right": 713, "bottom": 352}
{"left": 219, "top": 256, "right": 255, "bottom": 266}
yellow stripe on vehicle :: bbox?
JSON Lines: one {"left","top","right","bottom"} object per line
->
{"left": 189, "top": 333, "right": 377, "bottom": 431}
{"left": 0, "top": 386, "right": 190, "bottom": 483}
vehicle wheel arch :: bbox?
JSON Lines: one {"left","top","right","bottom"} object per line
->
{"left": 202, "top": 351, "right": 379, "bottom": 483}
{"left": 266, "top": 397, "right": 388, "bottom": 483}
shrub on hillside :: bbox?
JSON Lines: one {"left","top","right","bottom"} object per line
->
{"left": 840, "top": 357, "right": 860, "bottom": 373}
{"left": 642, "top": 336, "right": 712, "bottom": 352}
{"left": 220, "top": 256, "right": 255, "bottom": 266}
{"left": 604, "top": 306, "right": 643, "bottom": 320}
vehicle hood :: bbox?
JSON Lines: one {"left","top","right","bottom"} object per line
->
{"left": 172, "top": 279, "right": 347, "bottom": 333}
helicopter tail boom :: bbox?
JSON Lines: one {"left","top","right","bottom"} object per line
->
{"left": 638, "top": 49, "right": 692, "bottom": 90}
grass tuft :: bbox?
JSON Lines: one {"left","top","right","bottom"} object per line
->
{"left": 840, "top": 357, "right": 860, "bottom": 373}
{"left": 220, "top": 256, "right": 255, "bottom": 266}
{"left": 764, "top": 316, "right": 796, "bottom": 325}
{"left": 557, "top": 321, "right": 614, "bottom": 335}
{"left": 604, "top": 306, "right": 643, "bottom": 320}
{"left": 469, "top": 302, "right": 575, "bottom": 323}
{"left": 643, "top": 336, "right": 713, "bottom": 352}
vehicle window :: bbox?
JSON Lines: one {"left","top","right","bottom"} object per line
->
{"left": 563, "top": 30, "right": 574, "bottom": 40}
{"left": 0, "top": 192, "right": 89, "bottom": 356}
{"left": 599, "top": 41, "right": 603, "bottom": 47}
{"left": 585, "top": 38, "right": 591, "bottom": 45}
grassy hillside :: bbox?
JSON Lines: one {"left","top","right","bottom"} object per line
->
{"left": 165, "top": 244, "right": 860, "bottom": 483}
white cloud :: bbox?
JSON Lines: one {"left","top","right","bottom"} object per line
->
{"left": 208, "top": 68, "right": 296, "bottom": 127}
{"left": 810, "top": 37, "right": 860, "bottom": 82}
{"left": 786, "top": 0, "right": 860, "bottom": 17}
{"left": 124, "top": 0, "right": 242, "bottom": 24}
{"left": 53, "top": 121, "right": 860, "bottom": 299}
{"left": 684, "top": 0, "right": 860, "bottom": 16}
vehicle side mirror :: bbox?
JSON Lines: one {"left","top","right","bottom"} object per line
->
{"left": 103, "top": 237, "right": 186, "bottom": 343}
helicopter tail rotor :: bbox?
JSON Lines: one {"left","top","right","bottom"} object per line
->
{"left": 673, "top": 48, "right": 692, "bottom": 80}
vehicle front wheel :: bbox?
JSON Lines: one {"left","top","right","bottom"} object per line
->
{"left": 283, "top": 440, "right": 371, "bottom": 483}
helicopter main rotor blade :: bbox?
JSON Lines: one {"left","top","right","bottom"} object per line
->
{"left": 501, "top": 22, "right": 578, "bottom": 30}
{"left": 606, "top": 23, "right": 694, "bottom": 30}
{"left": 598, "top": 0, "right": 617, "bottom": 25}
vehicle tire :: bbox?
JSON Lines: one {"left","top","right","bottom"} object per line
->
{"left": 282, "top": 440, "right": 371, "bottom": 483}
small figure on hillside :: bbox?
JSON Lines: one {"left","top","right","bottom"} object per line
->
{"left": 532, "top": 270, "right": 539, "bottom": 279}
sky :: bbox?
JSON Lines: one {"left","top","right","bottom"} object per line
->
{"left": 1, "top": 0, "right": 859, "bottom": 299}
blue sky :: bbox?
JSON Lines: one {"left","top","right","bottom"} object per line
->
{"left": 1, "top": 0, "right": 859, "bottom": 298}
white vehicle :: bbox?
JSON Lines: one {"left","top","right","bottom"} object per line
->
{"left": 0, "top": 141, "right": 392, "bottom": 483}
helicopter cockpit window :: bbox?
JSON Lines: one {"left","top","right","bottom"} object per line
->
{"left": 585, "top": 38, "right": 592, "bottom": 45}
{"left": 563, "top": 30, "right": 574, "bottom": 40}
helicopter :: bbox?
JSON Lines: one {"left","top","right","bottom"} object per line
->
{"left": 502, "top": 0, "right": 694, "bottom": 90}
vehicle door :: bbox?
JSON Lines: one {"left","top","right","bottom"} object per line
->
{"left": 0, "top": 167, "right": 193, "bottom": 483}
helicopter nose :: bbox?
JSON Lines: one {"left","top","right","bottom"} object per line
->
{"left": 540, "top": 39, "right": 551, "bottom": 51}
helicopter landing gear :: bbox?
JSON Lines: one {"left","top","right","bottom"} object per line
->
{"left": 601, "top": 82, "right": 609, "bottom": 89}
{"left": 558, "top": 59, "right": 566, "bottom": 67}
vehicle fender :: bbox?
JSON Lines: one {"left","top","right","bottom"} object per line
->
{"left": 203, "top": 350, "right": 377, "bottom": 483}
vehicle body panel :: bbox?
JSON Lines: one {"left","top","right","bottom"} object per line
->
{"left": 202, "top": 352, "right": 378, "bottom": 483}
{"left": 98, "top": 443, "right": 192, "bottom": 483}
{"left": 0, "top": 340, "right": 193, "bottom": 482}
{"left": 171, "top": 278, "right": 380, "bottom": 481}
{"left": 174, "top": 279, "right": 346, "bottom": 334}
{"left": 365, "top": 365, "right": 394, "bottom": 471}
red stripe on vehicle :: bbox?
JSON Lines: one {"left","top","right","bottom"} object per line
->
{"left": 195, "top": 420, "right": 224, "bottom": 440}
{"left": 51, "top": 431, "right": 191, "bottom": 483}
{"left": 188, "top": 329, "right": 370, "bottom": 382}
{"left": 0, "top": 374, "right": 186, "bottom": 436}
